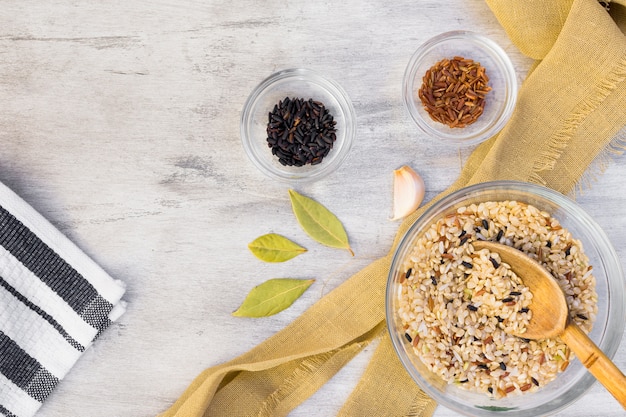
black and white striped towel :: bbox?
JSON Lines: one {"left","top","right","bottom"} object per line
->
{"left": 0, "top": 182, "right": 126, "bottom": 417}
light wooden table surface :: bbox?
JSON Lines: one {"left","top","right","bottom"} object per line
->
{"left": 2, "top": 1, "right": 625, "bottom": 416}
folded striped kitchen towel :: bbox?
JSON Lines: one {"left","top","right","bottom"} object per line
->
{"left": 0, "top": 181, "right": 126, "bottom": 417}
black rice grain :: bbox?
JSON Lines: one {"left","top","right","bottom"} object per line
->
{"left": 266, "top": 97, "right": 337, "bottom": 167}
{"left": 462, "top": 261, "right": 473, "bottom": 269}
{"left": 405, "top": 332, "right": 413, "bottom": 343}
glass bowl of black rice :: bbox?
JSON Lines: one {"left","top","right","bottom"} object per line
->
{"left": 403, "top": 31, "right": 518, "bottom": 146}
{"left": 241, "top": 68, "right": 356, "bottom": 183}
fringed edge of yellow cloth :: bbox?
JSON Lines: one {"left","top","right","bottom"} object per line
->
{"left": 256, "top": 344, "right": 365, "bottom": 417}
{"left": 574, "top": 124, "right": 626, "bottom": 194}
{"left": 256, "top": 322, "right": 387, "bottom": 417}
{"left": 337, "top": 333, "right": 438, "bottom": 417}
{"left": 530, "top": 52, "right": 626, "bottom": 186}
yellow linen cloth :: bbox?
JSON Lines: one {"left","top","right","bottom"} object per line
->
{"left": 159, "top": 0, "right": 626, "bottom": 415}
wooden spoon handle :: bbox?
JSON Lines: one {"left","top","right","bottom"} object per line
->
{"left": 560, "top": 322, "right": 626, "bottom": 409}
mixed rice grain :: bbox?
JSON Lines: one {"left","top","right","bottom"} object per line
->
{"left": 398, "top": 200, "right": 597, "bottom": 398}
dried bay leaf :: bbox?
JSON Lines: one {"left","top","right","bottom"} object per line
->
{"left": 248, "top": 233, "right": 307, "bottom": 262}
{"left": 288, "top": 189, "right": 354, "bottom": 255}
{"left": 232, "top": 278, "right": 315, "bottom": 318}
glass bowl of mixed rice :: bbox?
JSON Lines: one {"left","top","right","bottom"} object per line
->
{"left": 386, "top": 181, "right": 625, "bottom": 416}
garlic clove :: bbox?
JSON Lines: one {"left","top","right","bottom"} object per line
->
{"left": 390, "top": 165, "right": 425, "bottom": 221}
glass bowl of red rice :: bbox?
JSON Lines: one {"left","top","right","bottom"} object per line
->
{"left": 403, "top": 31, "right": 518, "bottom": 146}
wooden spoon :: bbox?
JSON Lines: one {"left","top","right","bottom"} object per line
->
{"left": 473, "top": 240, "right": 626, "bottom": 409}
